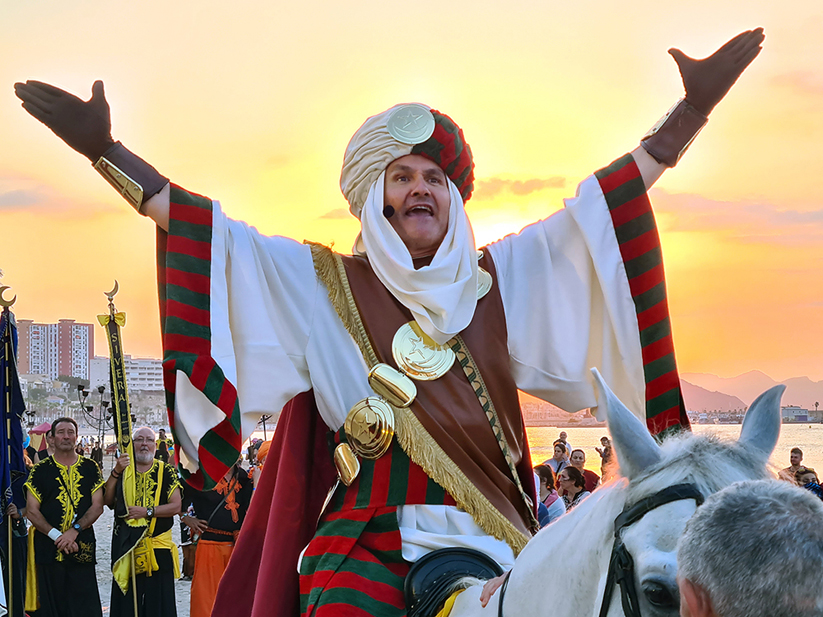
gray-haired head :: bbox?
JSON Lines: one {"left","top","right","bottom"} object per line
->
{"left": 678, "top": 480, "right": 823, "bottom": 617}
{"left": 133, "top": 426, "right": 157, "bottom": 465}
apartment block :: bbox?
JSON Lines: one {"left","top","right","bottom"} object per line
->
{"left": 89, "top": 355, "right": 164, "bottom": 392}
{"left": 17, "top": 319, "right": 94, "bottom": 380}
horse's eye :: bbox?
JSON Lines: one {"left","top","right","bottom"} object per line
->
{"left": 643, "top": 581, "right": 678, "bottom": 609}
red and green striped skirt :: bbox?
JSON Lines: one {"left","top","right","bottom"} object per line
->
{"left": 298, "top": 432, "right": 455, "bottom": 617}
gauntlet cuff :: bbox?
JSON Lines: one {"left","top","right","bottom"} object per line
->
{"left": 93, "top": 142, "right": 168, "bottom": 214}
{"left": 640, "top": 99, "right": 708, "bottom": 167}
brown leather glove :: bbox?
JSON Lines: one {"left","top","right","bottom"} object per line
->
{"left": 13, "top": 80, "right": 115, "bottom": 162}
{"left": 642, "top": 28, "right": 765, "bottom": 167}
{"left": 669, "top": 28, "right": 765, "bottom": 116}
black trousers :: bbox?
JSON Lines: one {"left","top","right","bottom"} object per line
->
{"left": 37, "top": 561, "right": 102, "bottom": 617}
{"left": 109, "top": 549, "right": 177, "bottom": 617}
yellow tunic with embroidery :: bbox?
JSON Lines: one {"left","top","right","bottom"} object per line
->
{"left": 112, "top": 459, "right": 182, "bottom": 593}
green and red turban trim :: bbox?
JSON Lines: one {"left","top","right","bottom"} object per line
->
{"left": 411, "top": 109, "right": 475, "bottom": 205}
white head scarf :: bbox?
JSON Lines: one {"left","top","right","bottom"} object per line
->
{"left": 341, "top": 104, "right": 479, "bottom": 345}
{"left": 355, "top": 172, "right": 478, "bottom": 345}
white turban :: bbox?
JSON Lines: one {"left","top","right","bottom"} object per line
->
{"left": 341, "top": 103, "right": 427, "bottom": 219}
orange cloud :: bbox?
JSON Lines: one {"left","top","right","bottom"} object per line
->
{"left": 473, "top": 176, "right": 567, "bottom": 200}
{"left": 771, "top": 71, "right": 823, "bottom": 99}
{"left": 651, "top": 189, "right": 823, "bottom": 244}
{"left": 319, "top": 208, "right": 350, "bottom": 220}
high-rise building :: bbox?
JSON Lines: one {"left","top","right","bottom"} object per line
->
{"left": 17, "top": 319, "right": 94, "bottom": 380}
{"left": 89, "top": 355, "right": 164, "bottom": 392}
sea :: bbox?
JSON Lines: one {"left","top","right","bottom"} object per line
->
{"left": 245, "top": 422, "right": 822, "bottom": 475}
{"left": 525, "top": 424, "right": 823, "bottom": 475}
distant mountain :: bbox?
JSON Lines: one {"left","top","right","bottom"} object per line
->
{"left": 681, "top": 371, "right": 823, "bottom": 410}
{"left": 680, "top": 380, "right": 747, "bottom": 413}
{"left": 781, "top": 376, "right": 823, "bottom": 410}
{"left": 518, "top": 373, "right": 822, "bottom": 416}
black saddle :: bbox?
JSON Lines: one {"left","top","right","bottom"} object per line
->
{"left": 405, "top": 547, "right": 504, "bottom": 617}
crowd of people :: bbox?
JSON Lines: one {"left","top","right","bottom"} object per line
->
{"left": 531, "top": 431, "right": 615, "bottom": 528}
{"left": 535, "top": 440, "right": 823, "bottom": 537}
{"left": 536, "top": 437, "right": 823, "bottom": 528}
{"left": 0, "top": 418, "right": 256, "bottom": 617}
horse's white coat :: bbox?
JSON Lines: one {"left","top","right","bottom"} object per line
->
{"left": 450, "top": 374, "right": 783, "bottom": 617}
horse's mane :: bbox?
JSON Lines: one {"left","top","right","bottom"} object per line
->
{"left": 508, "top": 431, "right": 772, "bottom": 570}
{"left": 625, "top": 431, "right": 771, "bottom": 505}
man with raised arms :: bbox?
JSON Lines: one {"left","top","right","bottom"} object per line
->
{"left": 15, "top": 28, "right": 764, "bottom": 617}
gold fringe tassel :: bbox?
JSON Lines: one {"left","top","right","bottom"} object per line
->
{"left": 393, "top": 406, "right": 529, "bottom": 554}
{"left": 306, "top": 242, "right": 378, "bottom": 365}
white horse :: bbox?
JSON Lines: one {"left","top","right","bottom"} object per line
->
{"left": 451, "top": 370, "right": 784, "bottom": 617}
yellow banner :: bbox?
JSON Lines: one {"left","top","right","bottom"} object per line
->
{"left": 99, "top": 311, "right": 141, "bottom": 527}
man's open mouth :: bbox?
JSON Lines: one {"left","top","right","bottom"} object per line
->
{"left": 406, "top": 204, "right": 434, "bottom": 216}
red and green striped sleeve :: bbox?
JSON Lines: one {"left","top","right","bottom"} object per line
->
{"left": 158, "top": 185, "right": 244, "bottom": 490}
{"left": 594, "top": 154, "right": 690, "bottom": 437}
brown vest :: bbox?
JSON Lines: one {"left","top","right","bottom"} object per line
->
{"left": 341, "top": 252, "right": 534, "bottom": 538}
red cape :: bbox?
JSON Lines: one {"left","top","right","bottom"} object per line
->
{"left": 212, "top": 391, "right": 337, "bottom": 617}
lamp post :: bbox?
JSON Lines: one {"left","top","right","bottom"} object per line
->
{"left": 259, "top": 415, "right": 272, "bottom": 440}
{"left": 96, "top": 385, "right": 107, "bottom": 450}
{"left": 77, "top": 383, "right": 88, "bottom": 419}
{"left": 77, "top": 383, "right": 115, "bottom": 453}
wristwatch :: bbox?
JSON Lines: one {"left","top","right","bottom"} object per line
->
{"left": 72, "top": 522, "right": 82, "bottom": 532}
{"left": 146, "top": 507, "right": 154, "bottom": 520}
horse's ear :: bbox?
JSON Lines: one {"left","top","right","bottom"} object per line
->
{"left": 591, "top": 369, "right": 660, "bottom": 480}
{"left": 738, "top": 385, "right": 784, "bottom": 459}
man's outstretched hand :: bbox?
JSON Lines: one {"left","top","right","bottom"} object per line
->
{"left": 669, "top": 28, "right": 765, "bottom": 116}
{"left": 13, "top": 80, "right": 115, "bottom": 162}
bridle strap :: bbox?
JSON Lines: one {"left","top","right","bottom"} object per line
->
{"left": 598, "top": 483, "right": 704, "bottom": 617}
{"left": 613, "top": 483, "right": 705, "bottom": 535}
{"left": 600, "top": 534, "right": 650, "bottom": 617}
{"left": 496, "top": 483, "right": 704, "bottom": 617}
{"left": 497, "top": 568, "right": 512, "bottom": 617}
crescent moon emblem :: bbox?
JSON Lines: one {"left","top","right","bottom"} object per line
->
{"left": 0, "top": 286, "right": 16, "bottom": 308}
{"left": 104, "top": 280, "right": 119, "bottom": 300}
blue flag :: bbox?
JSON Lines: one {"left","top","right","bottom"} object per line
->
{"left": 0, "top": 309, "right": 27, "bottom": 526}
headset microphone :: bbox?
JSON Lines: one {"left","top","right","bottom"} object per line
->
{"left": 383, "top": 205, "right": 395, "bottom": 218}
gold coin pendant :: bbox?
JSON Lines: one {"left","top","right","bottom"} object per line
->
{"left": 391, "top": 321, "right": 455, "bottom": 381}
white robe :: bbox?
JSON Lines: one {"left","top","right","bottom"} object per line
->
{"left": 170, "top": 171, "right": 646, "bottom": 567}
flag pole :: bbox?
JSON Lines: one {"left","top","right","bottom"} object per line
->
{"left": 98, "top": 281, "right": 139, "bottom": 615}
{"left": 1, "top": 285, "right": 17, "bottom": 617}
{"left": 3, "top": 315, "right": 12, "bottom": 617}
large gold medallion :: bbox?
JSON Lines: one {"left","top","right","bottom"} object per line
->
{"left": 477, "top": 267, "right": 492, "bottom": 300}
{"left": 392, "top": 321, "right": 455, "bottom": 381}
{"left": 344, "top": 397, "right": 396, "bottom": 459}
{"left": 386, "top": 104, "right": 436, "bottom": 145}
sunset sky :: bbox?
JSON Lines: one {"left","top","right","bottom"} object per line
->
{"left": 1, "top": 0, "right": 821, "bottom": 381}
